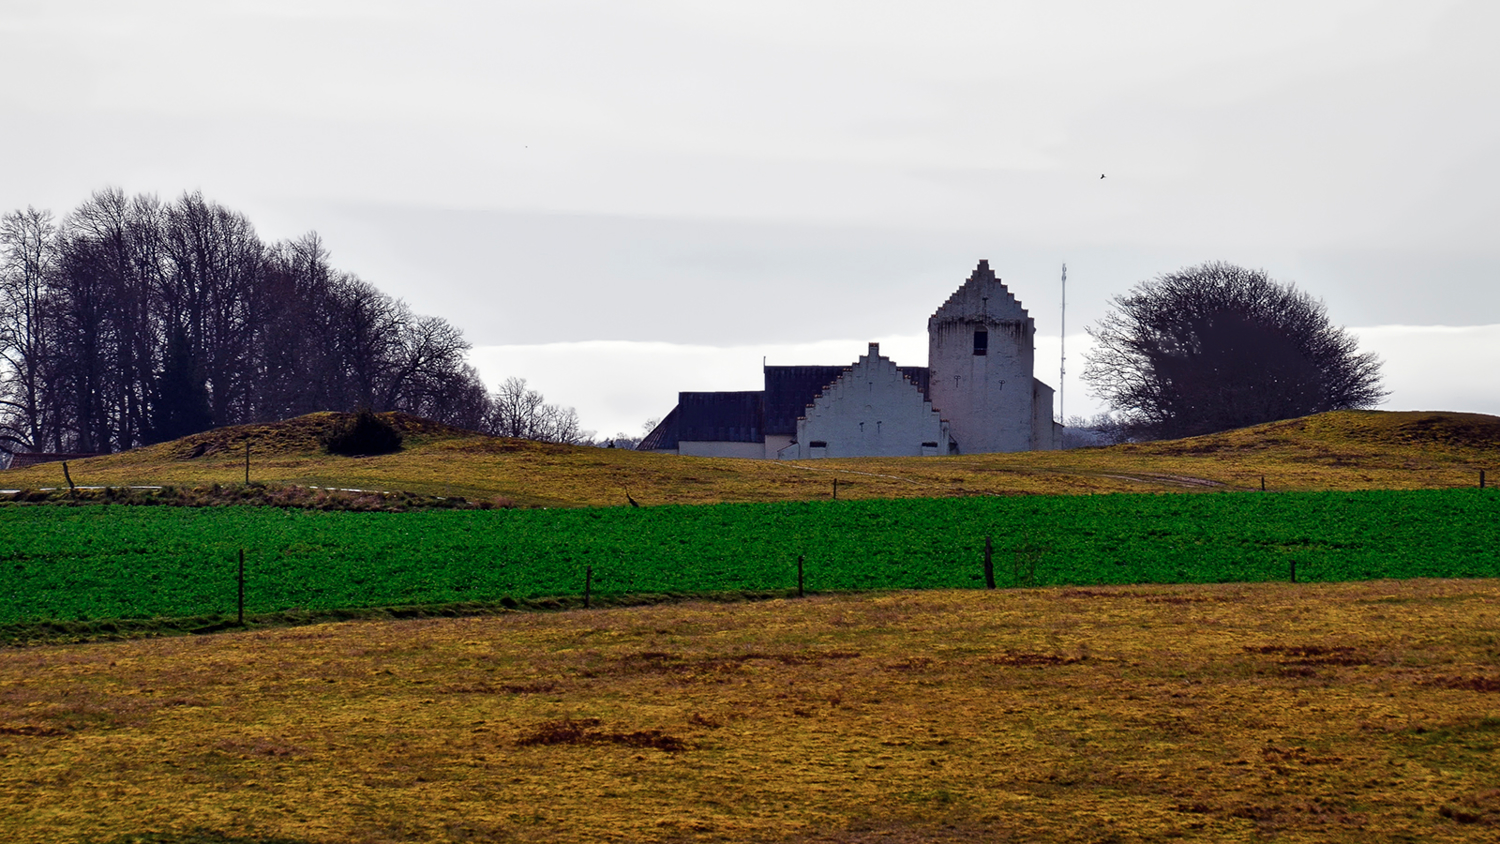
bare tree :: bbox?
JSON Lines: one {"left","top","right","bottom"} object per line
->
{"left": 421, "top": 363, "right": 491, "bottom": 432}
{"left": 1058, "top": 413, "right": 1131, "bottom": 448}
{"left": 1, "top": 188, "right": 496, "bottom": 451}
{"left": 52, "top": 191, "right": 141, "bottom": 452}
{"left": 0, "top": 207, "right": 58, "bottom": 455}
{"left": 486, "top": 377, "right": 590, "bottom": 443}
{"left": 540, "top": 403, "right": 590, "bottom": 445}
{"left": 602, "top": 417, "right": 659, "bottom": 449}
{"left": 161, "top": 191, "right": 264, "bottom": 430}
{"left": 489, "top": 376, "right": 547, "bottom": 439}
{"left": 1083, "top": 262, "right": 1386, "bottom": 440}
{"left": 381, "top": 311, "right": 470, "bottom": 411}
{"left": 255, "top": 232, "right": 333, "bottom": 421}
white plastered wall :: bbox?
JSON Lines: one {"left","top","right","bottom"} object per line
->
{"left": 678, "top": 440, "right": 767, "bottom": 459}
{"left": 784, "top": 344, "right": 950, "bottom": 459}
{"left": 762, "top": 434, "right": 793, "bottom": 459}
{"left": 1031, "top": 378, "right": 1058, "bottom": 451}
{"left": 928, "top": 320, "right": 1035, "bottom": 453}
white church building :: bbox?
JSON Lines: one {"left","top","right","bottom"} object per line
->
{"left": 639, "top": 260, "right": 1060, "bottom": 458}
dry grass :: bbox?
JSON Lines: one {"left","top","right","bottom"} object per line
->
{"left": 2, "top": 580, "right": 1498, "bottom": 842}
{"left": 4, "top": 410, "right": 1499, "bottom": 508}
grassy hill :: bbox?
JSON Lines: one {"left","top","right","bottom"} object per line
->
{"left": 3, "top": 409, "right": 1498, "bottom": 507}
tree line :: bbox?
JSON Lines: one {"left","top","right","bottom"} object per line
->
{"left": 0, "top": 189, "right": 590, "bottom": 457}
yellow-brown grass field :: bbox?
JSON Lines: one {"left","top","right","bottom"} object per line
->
{"left": 3, "top": 409, "right": 1499, "bottom": 507}
{"left": 2, "top": 580, "right": 1498, "bottom": 843}
{"left": 3, "top": 410, "right": 1499, "bottom": 842}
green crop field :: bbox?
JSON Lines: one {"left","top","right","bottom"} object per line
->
{"left": 4, "top": 488, "right": 1499, "bottom": 628}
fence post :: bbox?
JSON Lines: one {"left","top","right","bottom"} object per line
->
{"left": 237, "top": 549, "right": 245, "bottom": 626}
{"left": 1261, "top": 476, "right": 1266, "bottom": 492}
{"left": 797, "top": 555, "right": 805, "bottom": 597}
{"left": 833, "top": 479, "right": 838, "bottom": 500}
{"left": 62, "top": 461, "right": 76, "bottom": 494}
{"left": 584, "top": 565, "right": 593, "bottom": 609}
{"left": 1290, "top": 560, "right": 1297, "bottom": 584}
{"left": 983, "top": 535, "right": 995, "bottom": 590}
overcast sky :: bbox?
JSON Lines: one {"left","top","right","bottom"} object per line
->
{"left": 4, "top": 1, "right": 1497, "bottom": 437}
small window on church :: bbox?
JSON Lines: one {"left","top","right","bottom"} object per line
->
{"left": 973, "top": 329, "right": 988, "bottom": 356}
{"left": 810, "top": 441, "right": 827, "bottom": 448}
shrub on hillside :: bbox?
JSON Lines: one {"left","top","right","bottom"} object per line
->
{"left": 322, "top": 410, "right": 403, "bottom": 456}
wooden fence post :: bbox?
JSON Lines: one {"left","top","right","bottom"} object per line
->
{"left": 1290, "top": 560, "right": 1297, "bottom": 584}
{"left": 983, "top": 535, "right": 995, "bottom": 590}
{"left": 833, "top": 479, "right": 838, "bottom": 500}
{"left": 1261, "top": 476, "right": 1266, "bottom": 492}
{"left": 62, "top": 461, "right": 76, "bottom": 494}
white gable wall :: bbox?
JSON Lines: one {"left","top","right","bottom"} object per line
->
{"left": 763, "top": 434, "right": 793, "bottom": 459}
{"left": 783, "top": 344, "right": 950, "bottom": 459}
{"left": 926, "top": 261, "right": 1047, "bottom": 454}
{"left": 1031, "top": 378, "right": 1058, "bottom": 450}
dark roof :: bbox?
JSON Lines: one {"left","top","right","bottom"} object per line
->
{"left": 678, "top": 391, "right": 764, "bottom": 443}
{"left": 899, "top": 366, "right": 931, "bottom": 401}
{"left": 637, "top": 359, "right": 934, "bottom": 449}
{"left": 637, "top": 405, "right": 680, "bottom": 451}
{"left": 763, "top": 366, "right": 845, "bottom": 435}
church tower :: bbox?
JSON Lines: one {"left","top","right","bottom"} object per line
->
{"left": 927, "top": 260, "right": 1041, "bottom": 453}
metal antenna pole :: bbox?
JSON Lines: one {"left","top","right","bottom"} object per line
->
{"left": 1060, "top": 263, "right": 1067, "bottom": 423}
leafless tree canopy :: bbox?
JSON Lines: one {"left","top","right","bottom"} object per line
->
{"left": 0, "top": 206, "right": 55, "bottom": 456}
{"left": 486, "top": 377, "right": 590, "bottom": 444}
{"left": 1059, "top": 413, "right": 1132, "bottom": 448}
{"left": 601, "top": 416, "right": 659, "bottom": 450}
{"left": 0, "top": 189, "right": 488, "bottom": 455}
{"left": 1082, "top": 262, "right": 1386, "bottom": 440}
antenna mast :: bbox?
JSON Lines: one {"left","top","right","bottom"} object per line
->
{"left": 1059, "top": 263, "right": 1067, "bottom": 423}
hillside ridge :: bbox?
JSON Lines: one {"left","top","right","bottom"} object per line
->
{"left": 3, "top": 409, "right": 1497, "bottom": 506}
{"left": 1126, "top": 410, "right": 1500, "bottom": 456}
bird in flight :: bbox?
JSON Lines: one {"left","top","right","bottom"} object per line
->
{"left": 1100, "top": 174, "right": 1106, "bottom": 179}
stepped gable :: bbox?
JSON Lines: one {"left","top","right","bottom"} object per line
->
{"left": 899, "top": 365, "right": 931, "bottom": 399}
{"left": 764, "top": 364, "right": 931, "bottom": 435}
{"left": 806, "top": 345, "right": 934, "bottom": 415}
{"left": 764, "top": 366, "right": 845, "bottom": 436}
{"left": 789, "top": 342, "right": 950, "bottom": 459}
{"left": 928, "top": 259, "right": 1029, "bottom": 330}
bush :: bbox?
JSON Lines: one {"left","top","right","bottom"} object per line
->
{"left": 322, "top": 410, "right": 403, "bottom": 456}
